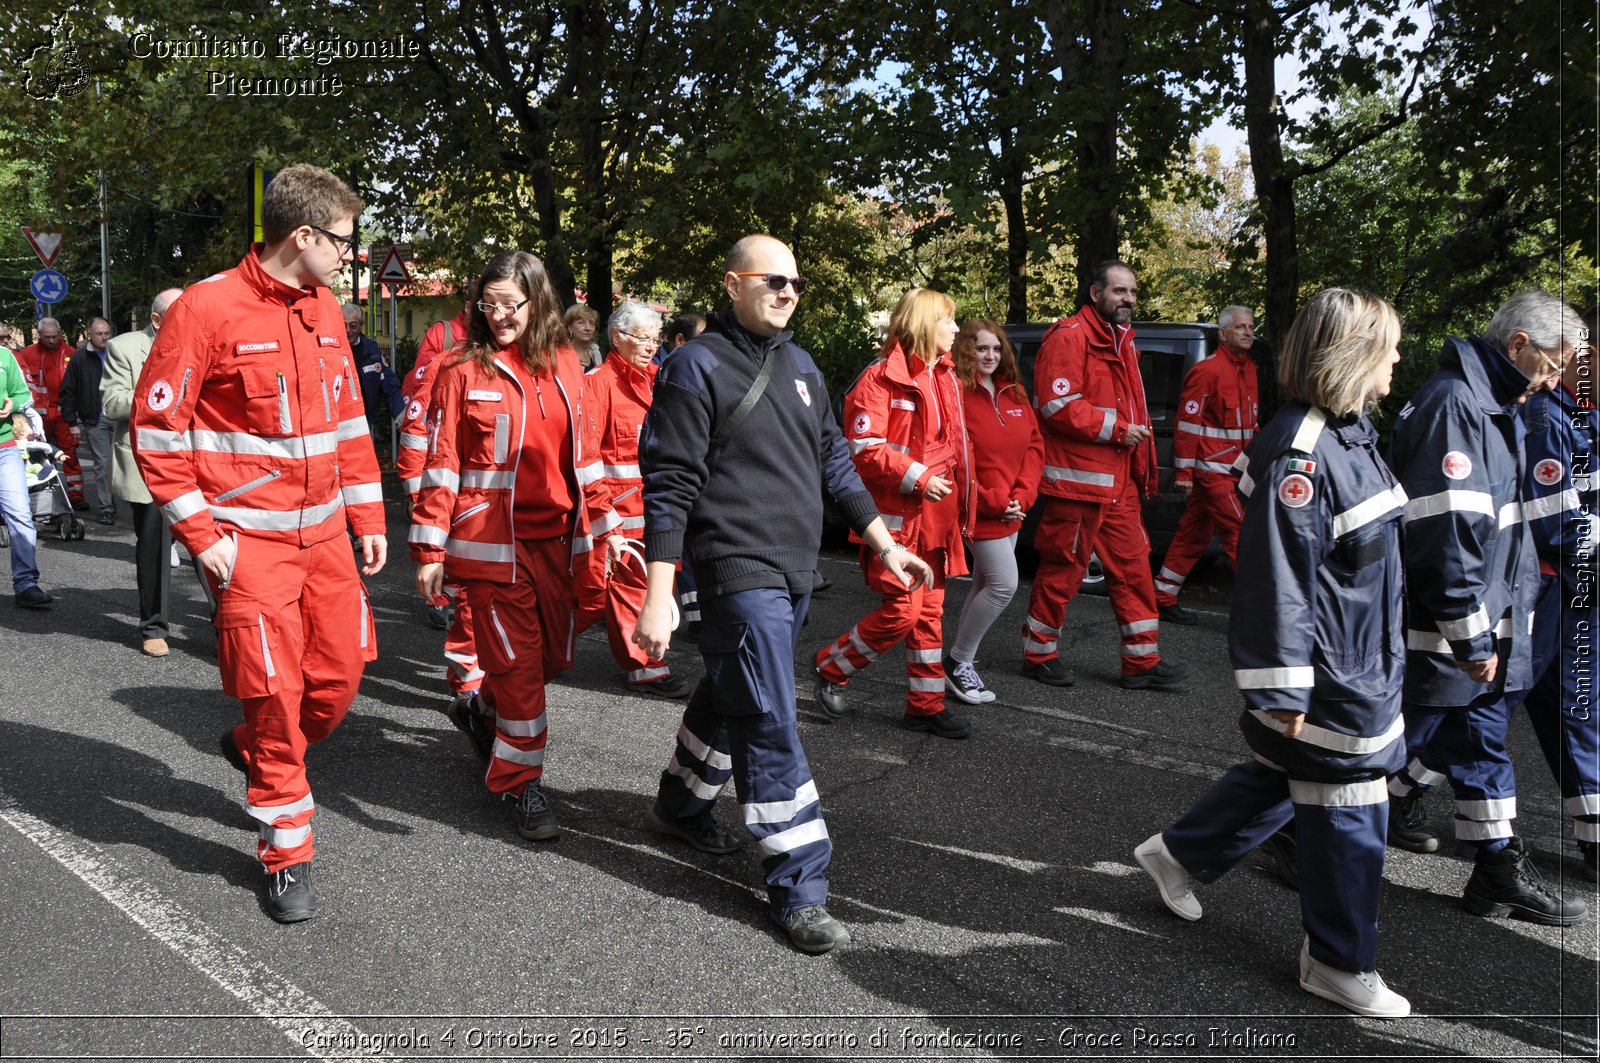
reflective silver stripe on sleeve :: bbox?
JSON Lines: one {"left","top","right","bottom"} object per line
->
{"left": 1524, "top": 488, "right": 1580, "bottom": 521}
{"left": 400, "top": 476, "right": 421, "bottom": 493}
{"left": 1197, "top": 460, "right": 1234, "bottom": 474}
{"left": 341, "top": 483, "right": 384, "bottom": 506}
{"left": 900, "top": 462, "right": 928, "bottom": 494}
{"left": 1173, "top": 456, "right": 1196, "bottom": 469}
{"left": 1437, "top": 604, "right": 1492, "bottom": 641}
{"left": 409, "top": 524, "right": 447, "bottom": 547}
{"left": 1038, "top": 394, "right": 1082, "bottom": 418}
{"left": 603, "top": 462, "right": 641, "bottom": 479}
{"left": 1332, "top": 484, "right": 1409, "bottom": 538}
{"left": 137, "top": 427, "right": 193, "bottom": 452}
{"left": 1042, "top": 464, "right": 1117, "bottom": 488}
{"left": 1234, "top": 666, "right": 1316, "bottom": 689}
{"left": 161, "top": 489, "right": 209, "bottom": 524}
{"left": 399, "top": 432, "right": 428, "bottom": 449}
{"left": 1404, "top": 489, "right": 1495, "bottom": 523}
{"left": 1249, "top": 710, "right": 1405, "bottom": 755}
{"left": 592, "top": 509, "right": 623, "bottom": 535}
{"left": 461, "top": 469, "right": 514, "bottom": 489}
{"left": 421, "top": 467, "right": 461, "bottom": 492}
{"left": 849, "top": 436, "right": 888, "bottom": 455}
{"left": 447, "top": 539, "right": 516, "bottom": 563}
{"left": 1406, "top": 616, "right": 1512, "bottom": 654}
{"left": 186, "top": 428, "right": 340, "bottom": 459}
{"left": 576, "top": 462, "right": 605, "bottom": 485}
{"left": 1498, "top": 501, "right": 1522, "bottom": 528}
{"left": 1095, "top": 408, "right": 1116, "bottom": 442}
{"left": 336, "top": 416, "right": 370, "bottom": 441}
{"left": 212, "top": 496, "right": 344, "bottom": 532}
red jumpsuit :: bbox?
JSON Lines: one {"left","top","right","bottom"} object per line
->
{"left": 815, "top": 341, "right": 971, "bottom": 718}
{"left": 132, "top": 247, "right": 386, "bottom": 873}
{"left": 408, "top": 345, "right": 618, "bottom": 797}
{"left": 1025, "top": 306, "right": 1164, "bottom": 677}
{"left": 398, "top": 313, "right": 479, "bottom": 699}
{"left": 1156, "top": 345, "right": 1258, "bottom": 606}
{"left": 576, "top": 351, "right": 673, "bottom": 684}
{"left": 14, "top": 339, "right": 82, "bottom": 503}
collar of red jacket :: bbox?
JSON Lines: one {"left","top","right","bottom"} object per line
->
{"left": 604, "top": 349, "right": 658, "bottom": 388}
{"left": 1073, "top": 304, "right": 1135, "bottom": 356}
{"left": 1215, "top": 344, "right": 1253, "bottom": 367}
{"left": 239, "top": 243, "right": 322, "bottom": 310}
{"left": 880, "top": 338, "right": 951, "bottom": 385}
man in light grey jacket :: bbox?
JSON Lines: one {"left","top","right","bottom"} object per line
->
{"left": 103, "top": 288, "right": 183, "bottom": 656}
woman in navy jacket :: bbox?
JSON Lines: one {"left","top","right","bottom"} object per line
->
{"left": 1133, "top": 289, "right": 1412, "bottom": 1018}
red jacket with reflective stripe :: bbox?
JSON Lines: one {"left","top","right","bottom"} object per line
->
{"left": 407, "top": 345, "right": 619, "bottom": 583}
{"left": 1172, "top": 345, "right": 1258, "bottom": 482}
{"left": 841, "top": 341, "right": 972, "bottom": 571}
{"left": 131, "top": 248, "right": 385, "bottom": 556}
{"left": 14, "top": 341, "right": 70, "bottom": 419}
{"left": 961, "top": 379, "right": 1044, "bottom": 541}
{"left": 1032, "top": 307, "right": 1155, "bottom": 502}
{"left": 398, "top": 313, "right": 470, "bottom": 497}
{"left": 580, "top": 352, "right": 656, "bottom": 536}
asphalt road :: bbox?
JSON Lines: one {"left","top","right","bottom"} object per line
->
{"left": 1, "top": 480, "right": 1595, "bottom": 1062}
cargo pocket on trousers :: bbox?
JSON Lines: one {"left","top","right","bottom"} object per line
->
{"left": 214, "top": 597, "right": 281, "bottom": 699}
{"left": 699, "top": 620, "right": 768, "bottom": 717}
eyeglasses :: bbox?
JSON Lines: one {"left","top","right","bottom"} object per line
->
{"left": 734, "top": 272, "right": 809, "bottom": 296}
{"left": 309, "top": 225, "right": 357, "bottom": 256}
{"left": 477, "top": 299, "right": 530, "bottom": 315}
{"left": 617, "top": 331, "right": 661, "bottom": 345}
{"left": 1527, "top": 344, "right": 1570, "bottom": 381}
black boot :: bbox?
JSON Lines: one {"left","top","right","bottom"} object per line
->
{"left": 1463, "top": 837, "right": 1589, "bottom": 926}
{"left": 1387, "top": 791, "right": 1438, "bottom": 853}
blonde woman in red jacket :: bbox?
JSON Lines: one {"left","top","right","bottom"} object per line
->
{"left": 945, "top": 320, "right": 1044, "bottom": 703}
{"left": 813, "top": 288, "right": 974, "bottom": 738}
{"left": 411, "top": 251, "right": 623, "bottom": 843}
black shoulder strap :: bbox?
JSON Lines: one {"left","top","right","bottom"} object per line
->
{"left": 710, "top": 346, "right": 778, "bottom": 451}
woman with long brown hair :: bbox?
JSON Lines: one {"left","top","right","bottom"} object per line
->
{"left": 411, "top": 251, "right": 623, "bottom": 842}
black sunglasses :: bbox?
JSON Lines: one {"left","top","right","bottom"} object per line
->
{"left": 734, "top": 272, "right": 809, "bottom": 296}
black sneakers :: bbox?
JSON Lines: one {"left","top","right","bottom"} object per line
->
{"left": 1159, "top": 602, "right": 1200, "bottom": 625}
{"left": 1120, "top": 660, "right": 1189, "bottom": 690}
{"left": 944, "top": 657, "right": 995, "bottom": 704}
{"left": 513, "top": 779, "right": 560, "bottom": 842}
{"left": 15, "top": 586, "right": 53, "bottom": 609}
{"left": 1022, "top": 657, "right": 1076, "bottom": 687}
{"left": 901, "top": 707, "right": 972, "bottom": 739}
{"left": 265, "top": 862, "right": 315, "bottom": 923}
{"left": 447, "top": 693, "right": 495, "bottom": 762}
{"left": 771, "top": 904, "right": 851, "bottom": 954}
{"left": 648, "top": 800, "right": 743, "bottom": 854}
{"left": 1463, "top": 836, "right": 1589, "bottom": 925}
{"left": 426, "top": 603, "right": 451, "bottom": 630}
{"left": 1388, "top": 792, "right": 1438, "bottom": 853}
{"left": 812, "top": 664, "right": 847, "bottom": 719}
{"left": 636, "top": 673, "right": 692, "bottom": 699}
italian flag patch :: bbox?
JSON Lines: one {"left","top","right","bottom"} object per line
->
{"left": 1286, "top": 458, "right": 1317, "bottom": 474}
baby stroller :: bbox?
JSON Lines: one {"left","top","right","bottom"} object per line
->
{"left": 24, "top": 438, "right": 85, "bottom": 541}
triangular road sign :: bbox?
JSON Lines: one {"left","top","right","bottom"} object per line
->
{"left": 376, "top": 246, "right": 411, "bottom": 286}
{"left": 21, "top": 227, "right": 62, "bottom": 268}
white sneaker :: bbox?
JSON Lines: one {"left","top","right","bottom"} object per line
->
{"left": 1134, "top": 833, "right": 1201, "bottom": 921}
{"left": 1299, "top": 938, "right": 1410, "bottom": 1018}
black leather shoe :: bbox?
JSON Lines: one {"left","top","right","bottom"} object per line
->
{"left": 635, "top": 673, "right": 692, "bottom": 699}
{"left": 15, "top": 586, "right": 54, "bottom": 609}
{"left": 1463, "top": 836, "right": 1588, "bottom": 925}
{"left": 1159, "top": 602, "right": 1200, "bottom": 625}
{"left": 812, "top": 664, "right": 847, "bottom": 719}
{"left": 1022, "top": 657, "right": 1076, "bottom": 687}
{"left": 1120, "top": 660, "right": 1189, "bottom": 690}
{"left": 901, "top": 707, "right": 972, "bottom": 739}
{"left": 648, "top": 800, "right": 743, "bottom": 854}
{"left": 447, "top": 694, "right": 495, "bottom": 762}
{"left": 512, "top": 779, "right": 560, "bottom": 842}
{"left": 1388, "top": 792, "right": 1438, "bottom": 853}
{"left": 265, "top": 862, "right": 315, "bottom": 923}
{"left": 771, "top": 904, "right": 851, "bottom": 954}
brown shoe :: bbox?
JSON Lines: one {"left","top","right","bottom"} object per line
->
{"left": 141, "top": 637, "right": 170, "bottom": 657}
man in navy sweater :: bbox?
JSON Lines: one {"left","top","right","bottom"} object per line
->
{"left": 633, "top": 234, "right": 931, "bottom": 954}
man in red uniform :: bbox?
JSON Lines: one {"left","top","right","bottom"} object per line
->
{"left": 1023, "top": 260, "right": 1187, "bottom": 691}
{"left": 1154, "top": 305, "right": 1259, "bottom": 624}
{"left": 14, "top": 317, "right": 83, "bottom": 506}
{"left": 133, "top": 163, "right": 386, "bottom": 924}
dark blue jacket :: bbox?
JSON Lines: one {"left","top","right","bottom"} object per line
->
{"left": 1230, "top": 403, "right": 1408, "bottom": 781}
{"left": 640, "top": 308, "right": 877, "bottom": 596}
{"left": 1389, "top": 336, "right": 1538, "bottom": 705}
{"left": 1523, "top": 383, "right": 1597, "bottom": 596}
{"left": 352, "top": 334, "right": 404, "bottom": 423}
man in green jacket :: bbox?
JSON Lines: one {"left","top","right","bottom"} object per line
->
{"left": 0, "top": 335, "right": 53, "bottom": 608}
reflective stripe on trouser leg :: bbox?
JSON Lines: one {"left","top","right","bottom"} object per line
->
{"left": 1162, "top": 759, "right": 1295, "bottom": 884}
{"left": 466, "top": 538, "right": 574, "bottom": 796}
{"left": 1399, "top": 691, "right": 1518, "bottom": 847}
{"left": 1389, "top": 702, "right": 1452, "bottom": 797}
{"left": 657, "top": 678, "right": 733, "bottom": 817}
{"left": 901, "top": 554, "right": 948, "bottom": 717}
{"left": 1290, "top": 775, "right": 1387, "bottom": 974}
{"left": 443, "top": 588, "right": 482, "bottom": 694}
{"left": 1024, "top": 497, "right": 1099, "bottom": 664}
{"left": 1093, "top": 478, "right": 1162, "bottom": 676}
{"left": 1155, "top": 489, "right": 1213, "bottom": 606}
{"left": 701, "top": 586, "right": 829, "bottom": 916}
{"left": 1524, "top": 574, "right": 1600, "bottom": 840}
{"left": 248, "top": 792, "right": 316, "bottom": 872}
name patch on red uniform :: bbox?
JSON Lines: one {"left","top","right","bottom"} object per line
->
{"left": 235, "top": 341, "right": 279, "bottom": 354}
{"left": 467, "top": 389, "right": 502, "bottom": 401}
{"left": 1278, "top": 473, "right": 1314, "bottom": 508}
{"left": 1442, "top": 451, "right": 1473, "bottom": 480}
{"left": 890, "top": 398, "right": 916, "bottom": 411}
{"left": 1534, "top": 458, "right": 1564, "bottom": 486}
{"left": 318, "top": 335, "right": 341, "bottom": 347}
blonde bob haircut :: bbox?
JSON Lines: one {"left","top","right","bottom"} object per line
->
{"left": 1277, "top": 288, "right": 1401, "bottom": 416}
{"left": 887, "top": 287, "right": 957, "bottom": 366}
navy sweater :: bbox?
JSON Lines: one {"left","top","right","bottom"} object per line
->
{"left": 641, "top": 309, "right": 878, "bottom": 595}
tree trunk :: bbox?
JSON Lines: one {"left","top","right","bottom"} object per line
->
{"left": 996, "top": 126, "right": 1029, "bottom": 323}
{"left": 571, "top": 0, "right": 612, "bottom": 310}
{"left": 1242, "top": 0, "right": 1292, "bottom": 415}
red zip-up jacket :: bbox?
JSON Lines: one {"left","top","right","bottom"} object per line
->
{"left": 1172, "top": 345, "right": 1258, "bottom": 483}
{"left": 842, "top": 340, "right": 972, "bottom": 571}
{"left": 407, "top": 345, "right": 619, "bottom": 583}
{"left": 961, "top": 378, "right": 1044, "bottom": 541}
{"left": 1032, "top": 306, "right": 1156, "bottom": 502}
{"left": 579, "top": 351, "right": 656, "bottom": 536}
{"left": 131, "top": 247, "right": 385, "bottom": 556}
{"left": 398, "top": 313, "right": 470, "bottom": 498}
{"left": 14, "top": 341, "right": 70, "bottom": 419}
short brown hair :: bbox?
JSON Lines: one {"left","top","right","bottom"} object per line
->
{"left": 952, "top": 318, "right": 1021, "bottom": 391}
{"left": 260, "top": 164, "right": 362, "bottom": 244}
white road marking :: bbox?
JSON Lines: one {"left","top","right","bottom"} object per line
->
{"left": 0, "top": 789, "right": 363, "bottom": 1060}
{"left": 900, "top": 837, "right": 1055, "bottom": 873}
{"left": 1054, "top": 906, "right": 1165, "bottom": 938}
